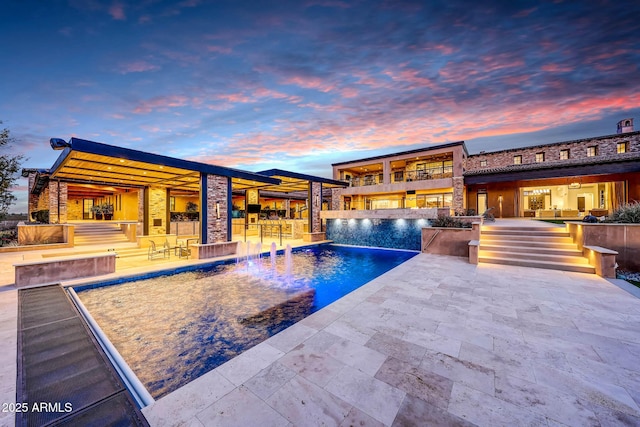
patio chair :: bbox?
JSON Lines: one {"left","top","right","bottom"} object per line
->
{"left": 148, "top": 240, "right": 170, "bottom": 260}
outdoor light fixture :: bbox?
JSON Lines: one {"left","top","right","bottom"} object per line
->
{"left": 50, "top": 138, "right": 71, "bottom": 150}
{"left": 216, "top": 201, "right": 220, "bottom": 219}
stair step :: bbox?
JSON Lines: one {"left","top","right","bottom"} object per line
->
{"left": 481, "top": 230, "right": 571, "bottom": 238}
{"left": 478, "top": 256, "right": 596, "bottom": 274}
{"left": 479, "top": 244, "right": 583, "bottom": 257}
{"left": 479, "top": 250, "right": 589, "bottom": 264}
{"left": 481, "top": 235, "right": 574, "bottom": 244}
{"left": 478, "top": 240, "right": 577, "bottom": 249}
{"left": 481, "top": 226, "right": 566, "bottom": 232}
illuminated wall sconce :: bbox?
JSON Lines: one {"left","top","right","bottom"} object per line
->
{"left": 568, "top": 182, "right": 581, "bottom": 189}
{"left": 216, "top": 201, "right": 220, "bottom": 219}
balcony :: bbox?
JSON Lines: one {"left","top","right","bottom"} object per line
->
{"left": 340, "top": 167, "right": 453, "bottom": 187}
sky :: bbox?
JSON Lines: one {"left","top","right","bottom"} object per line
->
{"left": 2, "top": 0, "right": 639, "bottom": 213}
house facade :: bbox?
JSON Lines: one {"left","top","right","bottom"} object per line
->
{"left": 330, "top": 141, "right": 468, "bottom": 213}
{"left": 330, "top": 119, "right": 640, "bottom": 218}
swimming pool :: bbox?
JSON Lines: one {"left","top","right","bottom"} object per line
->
{"left": 74, "top": 244, "right": 417, "bottom": 399}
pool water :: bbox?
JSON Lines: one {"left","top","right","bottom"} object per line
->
{"left": 75, "top": 244, "right": 417, "bottom": 398}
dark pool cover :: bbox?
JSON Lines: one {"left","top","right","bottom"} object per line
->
{"left": 17, "top": 285, "right": 149, "bottom": 427}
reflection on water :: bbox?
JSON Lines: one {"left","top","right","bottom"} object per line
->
{"left": 77, "top": 245, "right": 416, "bottom": 398}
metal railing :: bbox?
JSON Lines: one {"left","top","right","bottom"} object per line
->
{"left": 341, "top": 167, "right": 453, "bottom": 187}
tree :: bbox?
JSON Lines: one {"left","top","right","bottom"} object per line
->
{"left": 0, "top": 121, "right": 24, "bottom": 220}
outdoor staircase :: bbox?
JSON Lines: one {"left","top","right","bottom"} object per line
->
{"left": 73, "top": 222, "right": 130, "bottom": 246}
{"left": 478, "top": 225, "right": 595, "bottom": 274}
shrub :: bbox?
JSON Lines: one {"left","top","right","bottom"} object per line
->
{"left": 431, "top": 215, "right": 472, "bottom": 228}
{"left": 32, "top": 209, "right": 49, "bottom": 223}
{"left": 606, "top": 202, "right": 640, "bottom": 224}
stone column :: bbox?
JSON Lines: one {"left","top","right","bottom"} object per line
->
{"left": 137, "top": 188, "right": 145, "bottom": 236}
{"left": 453, "top": 176, "right": 464, "bottom": 214}
{"left": 331, "top": 188, "right": 341, "bottom": 210}
{"left": 27, "top": 173, "right": 39, "bottom": 221}
{"left": 310, "top": 182, "right": 322, "bottom": 232}
{"left": 48, "top": 181, "right": 58, "bottom": 224}
{"left": 148, "top": 187, "right": 168, "bottom": 235}
{"left": 47, "top": 181, "right": 67, "bottom": 223}
{"left": 205, "top": 175, "right": 229, "bottom": 243}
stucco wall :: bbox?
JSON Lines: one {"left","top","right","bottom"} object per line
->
{"left": 566, "top": 222, "right": 640, "bottom": 271}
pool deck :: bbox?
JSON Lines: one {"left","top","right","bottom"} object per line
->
{"left": 1, "top": 220, "right": 640, "bottom": 426}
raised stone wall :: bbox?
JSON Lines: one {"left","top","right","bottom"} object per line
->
{"left": 467, "top": 132, "right": 640, "bottom": 171}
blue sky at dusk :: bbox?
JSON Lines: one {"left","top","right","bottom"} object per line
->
{"left": 2, "top": 0, "right": 639, "bottom": 212}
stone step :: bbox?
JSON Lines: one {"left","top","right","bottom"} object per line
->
{"left": 478, "top": 256, "right": 596, "bottom": 274}
{"left": 481, "top": 230, "right": 571, "bottom": 238}
{"left": 479, "top": 244, "right": 583, "bottom": 257}
{"left": 478, "top": 249, "right": 589, "bottom": 265}
{"left": 480, "top": 234, "right": 575, "bottom": 247}
{"left": 481, "top": 226, "right": 566, "bottom": 233}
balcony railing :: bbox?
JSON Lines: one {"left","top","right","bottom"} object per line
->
{"left": 341, "top": 167, "right": 453, "bottom": 187}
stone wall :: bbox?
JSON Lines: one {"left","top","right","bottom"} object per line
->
{"left": 205, "top": 174, "right": 229, "bottom": 243}
{"left": 467, "top": 132, "right": 640, "bottom": 171}
{"left": 148, "top": 187, "right": 167, "bottom": 235}
{"left": 311, "top": 182, "right": 322, "bottom": 232}
{"left": 137, "top": 188, "right": 145, "bottom": 236}
{"left": 47, "top": 181, "right": 68, "bottom": 224}
{"left": 452, "top": 176, "right": 464, "bottom": 214}
{"left": 67, "top": 199, "right": 83, "bottom": 220}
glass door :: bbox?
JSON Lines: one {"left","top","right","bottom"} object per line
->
{"left": 477, "top": 193, "right": 487, "bottom": 215}
{"left": 83, "top": 199, "right": 94, "bottom": 219}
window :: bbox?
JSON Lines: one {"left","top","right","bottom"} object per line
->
{"left": 617, "top": 142, "right": 627, "bottom": 154}
{"left": 513, "top": 155, "right": 522, "bottom": 165}
{"left": 560, "top": 149, "right": 569, "bottom": 160}
{"left": 480, "top": 160, "right": 487, "bottom": 167}
{"left": 535, "top": 152, "right": 545, "bottom": 163}
{"left": 587, "top": 146, "right": 598, "bottom": 157}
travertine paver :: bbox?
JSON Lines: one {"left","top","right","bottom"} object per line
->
{"left": 3, "top": 224, "right": 640, "bottom": 426}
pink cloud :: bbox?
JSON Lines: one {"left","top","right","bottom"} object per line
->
{"left": 541, "top": 63, "right": 573, "bottom": 73}
{"left": 109, "top": 2, "right": 126, "bottom": 20}
{"left": 133, "top": 95, "right": 190, "bottom": 114}
{"left": 282, "top": 76, "right": 335, "bottom": 93}
{"left": 117, "top": 60, "right": 160, "bottom": 74}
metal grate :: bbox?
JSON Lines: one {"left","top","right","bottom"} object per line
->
{"left": 17, "top": 285, "right": 149, "bottom": 427}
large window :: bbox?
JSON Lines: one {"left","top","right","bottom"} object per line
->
{"left": 416, "top": 193, "right": 453, "bottom": 208}
{"left": 415, "top": 160, "right": 453, "bottom": 178}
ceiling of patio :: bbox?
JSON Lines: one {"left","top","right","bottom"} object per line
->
{"left": 50, "top": 151, "right": 279, "bottom": 193}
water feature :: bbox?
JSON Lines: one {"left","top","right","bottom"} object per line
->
{"left": 270, "top": 242, "right": 277, "bottom": 271}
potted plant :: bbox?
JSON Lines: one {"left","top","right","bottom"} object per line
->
{"left": 102, "top": 203, "right": 114, "bottom": 220}
{"left": 91, "top": 204, "right": 103, "bottom": 220}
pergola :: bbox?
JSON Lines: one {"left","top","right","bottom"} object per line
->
{"left": 25, "top": 137, "right": 347, "bottom": 242}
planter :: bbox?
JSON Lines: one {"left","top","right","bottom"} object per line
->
{"left": 565, "top": 222, "right": 640, "bottom": 271}
{"left": 95, "top": 213, "right": 103, "bottom": 220}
